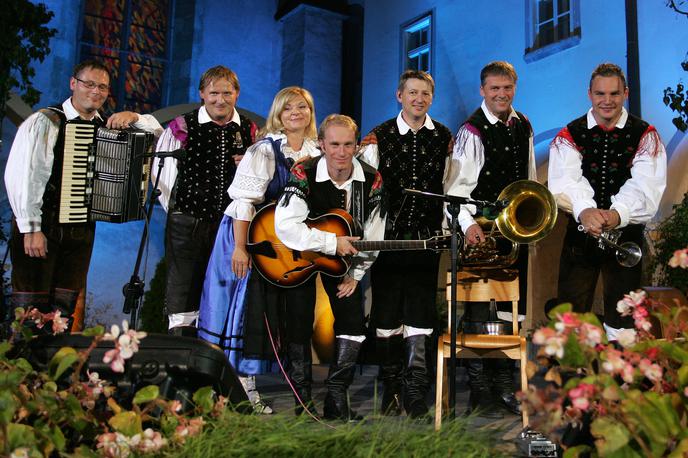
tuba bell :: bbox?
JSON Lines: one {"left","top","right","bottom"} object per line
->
{"left": 460, "top": 180, "right": 558, "bottom": 269}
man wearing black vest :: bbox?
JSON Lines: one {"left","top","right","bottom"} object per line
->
{"left": 548, "top": 63, "right": 666, "bottom": 339}
{"left": 275, "top": 114, "right": 386, "bottom": 420}
{"left": 5, "top": 59, "right": 161, "bottom": 330}
{"left": 359, "top": 70, "right": 453, "bottom": 419}
{"left": 445, "top": 61, "right": 535, "bottom": 417}
{"left": 153, "top": 66, "right": 257, "bottom": 336}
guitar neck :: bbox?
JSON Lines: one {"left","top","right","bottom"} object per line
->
{"left": 352, "top": 240, "right": 430, "bottom": 251}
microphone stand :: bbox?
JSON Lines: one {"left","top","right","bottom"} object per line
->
{"left": 122, "top": 151, "right": 181, "bottom": 329}
{"left": 402, "top": 189, "right": 503, "bottom": 419}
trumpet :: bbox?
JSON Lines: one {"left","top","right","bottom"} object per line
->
{"left": 577, "top": 224, "right": 642, "bottom": 267}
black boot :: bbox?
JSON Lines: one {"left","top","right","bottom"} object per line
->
{"left": 490, "top": 358, "right": 521, "bottom": 415}
{"left": 52, "top": 288, "right": 79, "bottom": 332}
{"left": 286, "top": 342, "right": 317, "bottom": 416}
{"left": 324, "top": 338, "right": 363, "bottom": 421}
{"left": 403, "top": 335, "right": 431, "bottom": 420}
{"left": 466, "top": 358, "right": 503, "bottom": 419}
{"left": 168, "top": 326, "right": 198, "bottom": 337}
{"left": 376, "top": 335, "right": 403, "bottom": 416}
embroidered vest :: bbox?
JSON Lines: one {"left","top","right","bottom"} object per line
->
{"left": 372, "top": 118, "right": 451, "bottom": 239}
{"left": 566, "top": 113, "right": 648, "bottom": 210}
{"left": 173, "top": 109, "right": 255, "bottom": 220}
{"left": 465, "top": 108, "right": 531, "bottom": 203}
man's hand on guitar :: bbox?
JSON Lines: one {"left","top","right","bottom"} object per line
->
{"left": 232, "top": 246, "right": 252, "bottom": 278}
{"left": 24, "top": 231, "right": 48, "bottom": 258}
{"left": 337, "top": 275, "right": 358, "bottom": 298}
{"left": 336, "top": 236, "right": 360, "bottom": 256}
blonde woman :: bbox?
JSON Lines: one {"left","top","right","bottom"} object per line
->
{"left": 198, "top": 87, "right": 319, "bottom": 414}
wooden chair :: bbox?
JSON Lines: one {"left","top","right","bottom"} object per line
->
{"left": 435, "top": 269, "right": 528, "bottom": 430}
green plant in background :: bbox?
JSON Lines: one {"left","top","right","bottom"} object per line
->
{"left": 521, "top": 251, "right": 688, "bottom": 457}
{"left": 0, "top": 307, "right": 223, "bottom": 457}
{"left": 0, "top": 0, "right": 56, "bottom": 125}
{"left": 663, "top": 1, "right": 688, "bottom": 132}
{"left": 140, "top": 257, "right": 168, "bottom": 333}
{"left": 652, "top": 193, "right": 688, "bottom": 295}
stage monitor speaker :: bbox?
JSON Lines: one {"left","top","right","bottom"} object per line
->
{"left": 17, "top": 333, "right": 250, "bottom": 413}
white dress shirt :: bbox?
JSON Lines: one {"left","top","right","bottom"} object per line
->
{"left": 225, "top": 133, "right": 320, "bottom": 221}
{"left": 444, "top": 101, "right": 536, "bottom": 234}
{"left": 152, "top": 106, "right": 242, "bottom": 212}
{"left": 274, "top": 157, "right": 386, "bottom": 281}
{"left": 547, "top": 107, "right": 667, "bottom": 227}
{"left": 5, "top": 98, "right": 163, "bottom": 233}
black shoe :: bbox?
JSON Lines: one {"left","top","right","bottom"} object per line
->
{"left": 376, "top": 335, "right": 404, "bottom": 416}
{"left": 403, "top": 335, "right": 431, "bottom": 419}
{"left": 323, "top": 338, "right": 363, "bottom": 421}
{"left": 498, "top": 392, "right": 521, "bottom": 416}
{"left": 466, "top": 358, "right": 504, "bottom": 419}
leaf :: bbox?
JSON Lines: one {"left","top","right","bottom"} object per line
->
{"left": 560, "top": 332, "right": 587, "bottom": 368}
{"left": 591, "top": 417, "right": 631, "bottom": 455}
{"left": 193, "top": 386, "right": 215, "bottom": 413}
{"left": 678, "top": 364, "right": 688, "bottom": 386}
{"left": 108, "top": 411, "right": 143, "bottom": 437}
{"left": 0, "top": 340, "right": 11, "bottom": 357}
{"left": 0, "top": 390, "right": 18, "bottom": 424}
{"left": 133, "top": 385, "right": 159, "bottom": 405}
{"left": 563, "top": 445, "right": 592, "bottom": 458}
{"left": 668, "top": 438, "right": 688, "bottom": 458}
{"left": 544, "top": 367, "right": 562, "bottom": 386}
{"left": 52, "top": 352, "right": 78, "bottom": 380}
{"left": 7, "top": 423, "right": 37, "bottom": 450}
{"left": 107, "top": 397, "right": 122, "bottom": 414}
{"left": 82, "top": 325, "right": 104, "bottom": 337}
{"left": 72, "top": 444, "right": 100, "bottom": 458}
{"left": 48, "top": 347, "right": 77, "bottom": 380}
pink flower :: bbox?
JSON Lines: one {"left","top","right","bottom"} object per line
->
{"left": 554, "top": 312, "right": 581, "bottom": 332}
{"left": 533, "top": 327, "right": 566, "bottom": 358}
{"left": 96, "top": 431, "right": 131, "bottom": 457}
{"left": 638, "top": 358, "right": 663, "bottom": 383}
{"left": 616, "top": 290, "right": 647, "bottom": 316}
{"left": 568, "top": 384, "right": 595, "bottom": 412}
{"left": 10, "top": 448, "right": 30, "bottom": 458}
{"left": 580, "top": 323, "right": 603, "bottom": 347}
{"left": 684, "top": 387, "right": 688, "bottom": 397}
{"left": 50, "top": 310, "right": 69, "bottom": 334}
{"left": 621, "top": 363, "right": 635, "bottom": 384}
{"left": 668, "top": 248, "right": 688, "bottom": 269}
{"left": 132, "top": 428, "right": 167, "bottom": 454}
{"left": 601, "top": 348, "right": 625, "bottom": 374}
{"left": 103, "top": 348, "right": 125, "bottom": 373}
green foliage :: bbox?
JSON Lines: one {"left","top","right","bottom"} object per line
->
{"left": 0, "top": 0, "right": 56, "bottom": 122}
{"left": 140, "top": 256, "right": 168, "bottom": 333}
{"left": 652, "top": 193, "right": 688, "bottom": 294}
{"left": 165, "top": 411, "right": 506, "bottom": 458}
{"left": 664, "top": 2, "right": 688, "bottom": 131}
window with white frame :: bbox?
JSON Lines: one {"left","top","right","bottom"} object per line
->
{"left": 526, "top": 0, "right": 581, "bottom": 59}
{"left": 402, "top": 14, "right": 432, "bottom": 73}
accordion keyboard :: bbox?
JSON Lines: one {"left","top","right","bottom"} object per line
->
{"left": 59, "top": 122, "right": 96, "bottom": 223}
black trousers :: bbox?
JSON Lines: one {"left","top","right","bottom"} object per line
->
{"left": 370, "top": 250, "right": 441, "bottom": 330}
{"left": 164, "top": 212, "right": 221, "bottom": 315}
{"left": 10, "top": 216, "right": 95, "bottom": 292}
{"left": 557, "top": 216, "right": 642, "bottom": 329}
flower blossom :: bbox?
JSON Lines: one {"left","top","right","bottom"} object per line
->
{"left": 568, "top": 383, "right": 596, "bottom": 411}
{"left": 101, "top": 321, "right": 146, "bottom": 373}
{"left": 49, "top": 310, "right": 69, "bottom": 334}
{"left": 668, "top": 248, "right": 688, "bottom": 269}
{"left": 579, "top": 323, "right": 603, "bottom": 347}
{"left": 96, "top": 432, "right": 132, "bottom": 458}
{"left": 10, "top": 448, "right": 30, "bottom": 458}
{"left": 616, "top": 290, "right": 647, "bottom": 316}
{"left": 638, "top": 358, "right": 663, "bottom": 383}
{"left": 533, "top": 327, "right": 565, "bottom": 358}
{"left": 616, "top": 329, "right": 637, "bottom": 348}
{"left": 130, "top": 428, "right": 167, "bottom": 454}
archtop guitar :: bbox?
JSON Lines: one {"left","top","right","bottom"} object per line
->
{"left": 246, "top": 203, "right": 451, "bottom": 287}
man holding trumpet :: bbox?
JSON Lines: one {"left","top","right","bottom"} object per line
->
{"left": 548, "top": 63, "right": 667, "bottom": 339}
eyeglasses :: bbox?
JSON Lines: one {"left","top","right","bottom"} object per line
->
{"left": 75, "top": 77, "right": 110, "bottom": 92}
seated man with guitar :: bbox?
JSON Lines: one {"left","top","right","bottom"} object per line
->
{"left": 274, "top": 114, "right": 386, "bottom": 421}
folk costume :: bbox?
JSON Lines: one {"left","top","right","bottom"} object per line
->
{"left": 548, "top": 107, "right": 666, "bottom": 335}
{"left": 359, "top": 111, "right": 452, "bottom": 418}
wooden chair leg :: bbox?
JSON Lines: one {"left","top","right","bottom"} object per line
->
{"left": 520, "top": 339, "right": 529, "bottom": 427}
{"left": 435, "top": 339, "right": 445, "bottom": 431}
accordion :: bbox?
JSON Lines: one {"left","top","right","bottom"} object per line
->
{"left": 61, "top": 120, "right": 154, "bottom": 224}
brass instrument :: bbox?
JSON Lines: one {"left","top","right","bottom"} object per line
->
{"left": 577, "top": 225, "right": 642, "bottom": 267}
{"left": 460, "top": 180, "right": 558, "bottom": 269}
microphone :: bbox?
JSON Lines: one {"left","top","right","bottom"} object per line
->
{"left": 154, "top": 148, "right": 186, "bottom": 160}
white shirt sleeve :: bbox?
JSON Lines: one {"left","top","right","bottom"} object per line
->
{"left": 348, "top": 205, "right": 386, "bottom": 281}
{"left": 274, "top": 195, "right": 338, "bottom": 255}
{"left": 4, "top": 112, "right": 59, "bottom": 233}
{"left": 610, "top": 130, "right": 667, "bottom": 227}
{"left": 225, "top": 140, "right": 276, "bottom": 221}
{"left": 151, "top": 127, "right": 181, "bottom": 213}
{"left": 132, "top": 114, "right": 164, "bottom": 137}
{"left": 358, "top": 142, "right": 380, "bottom": 169}
{"left": 443, "top": 126, "right": 484, "bottom": 234}
{"left": 547, "top": 132, "right": 597, "bottom": 220}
